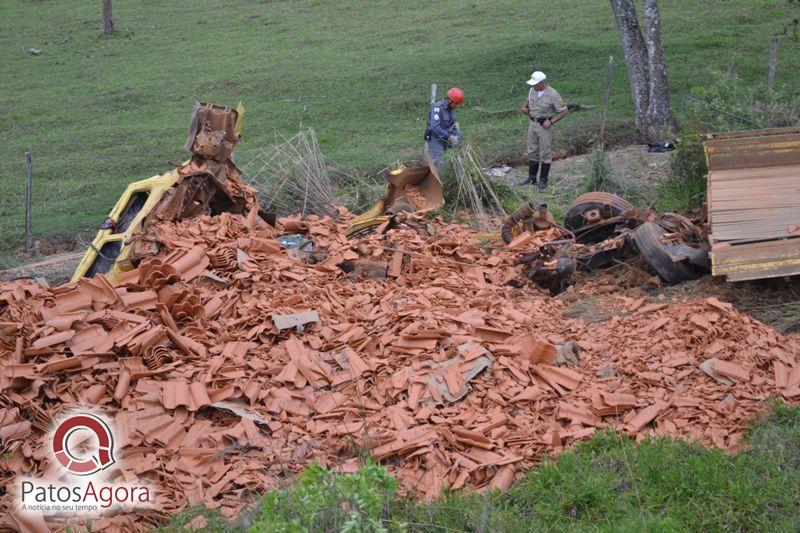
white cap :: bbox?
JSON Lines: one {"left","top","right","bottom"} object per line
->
{"left": 527, "top": 71, "right": 547, "bottom": 86}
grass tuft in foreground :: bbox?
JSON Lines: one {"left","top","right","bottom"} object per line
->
{"left": 163, "top": 403, "right": 800, "bottom": 532}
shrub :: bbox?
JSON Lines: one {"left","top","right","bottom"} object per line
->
{"left": 249, "top": 462, "right": 405, "bottom": 533}
{"left": 681, "top": 70, "right": 799, "bottom": 132}
{"left": 658, "top": 67, "right": 800, "bottom": 213}
{"left": 657, "top": 133, "right": 708, "bottom": 213}
{"left": 580, "top": 148, "right": 624, "bottom": 195}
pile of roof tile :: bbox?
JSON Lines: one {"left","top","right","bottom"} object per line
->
{"left": 2, "top": 207, "right": 799, "bottom": 530}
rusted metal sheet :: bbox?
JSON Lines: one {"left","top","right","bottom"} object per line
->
{"left": 344, "top": 160, "right": 443, "bottom": 236}
{"left": 704, "top": 127, "right": 800, "bottom": 281}
{"left": 501, "top": 202, "right": 556, "bottom": 244}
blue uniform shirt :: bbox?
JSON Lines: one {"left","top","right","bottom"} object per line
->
{"left": 427, "top": 99, "right": 460, "bottom": 141}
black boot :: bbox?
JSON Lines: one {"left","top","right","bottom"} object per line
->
{"left": 538, "top": 162, "right": 551, "bottom": 189}
{"left": 519, "top": 160, "right": 539, "bottom": 185}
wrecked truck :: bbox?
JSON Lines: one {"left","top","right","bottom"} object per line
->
{"left": 508, "top": 192, "right": 710, "bottom": 292}
{"left": 520, "top": 126, "right": 800, "bottom": 290}
{"left": 72, "top": 102, "right": 258, "bottom": 284}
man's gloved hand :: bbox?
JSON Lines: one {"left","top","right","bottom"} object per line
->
{"left": 448, "top": 135, "right": 461, "bottom": 146}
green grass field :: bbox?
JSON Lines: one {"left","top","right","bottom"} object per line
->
{"left": 1, "top": 0, "right": 798, "bottom": 256}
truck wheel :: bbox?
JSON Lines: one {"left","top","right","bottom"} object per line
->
{"left": 564, "top": 192, "right": 634, "bottom": 231}
{"left": 633, "top": 221, "right": 702, "bottom": 284}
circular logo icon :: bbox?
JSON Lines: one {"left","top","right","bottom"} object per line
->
{"left": 52, "top": 413, "right": 115, "bottom": 475}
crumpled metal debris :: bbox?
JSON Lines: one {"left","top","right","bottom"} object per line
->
{"left": 74, "top": 102, "right": 259, "bottom": 281}
{"left": 501, "top": 202, "right": 558, "bottom": 244}
{"left": 510, "top": 193, "right": 710, "bottom": 291}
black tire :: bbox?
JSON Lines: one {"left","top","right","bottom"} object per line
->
{"left": 564, "top": 192, "right": 635, "bottom": 231}
{"left": 633, "top": 221, "right": 701, "bottom": 284}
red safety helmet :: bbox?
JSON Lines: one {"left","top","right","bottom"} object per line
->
{"left": 446, "top": 87, "right": 465, "bottom": 106}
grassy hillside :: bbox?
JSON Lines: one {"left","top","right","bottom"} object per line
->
{"left": 1, "top": 0, "right": 798, "bottom": 255}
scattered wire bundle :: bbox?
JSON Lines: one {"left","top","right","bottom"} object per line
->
{"left": 240, "top": 128, "right": 337, "bottom": 218}
{"left": 448, "top": 144, "right": 508, "bottom": 232}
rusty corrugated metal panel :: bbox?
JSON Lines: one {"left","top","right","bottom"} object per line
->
{"left": 704, "top": 127, "right": 800, "bottom": 281}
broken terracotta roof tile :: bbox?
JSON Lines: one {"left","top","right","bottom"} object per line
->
{"left": 774, "top": 361, "right": 789, "bottom": 389}
{"left": 786, "top": 364, "right": 800, "bottom": 389}
{"left": 53, "top": 290, "right": 92, "bottom": 313}
{"left": 699, "top": 358, "right": 736, "bottom": 386}
{"left": 510, "top": 386, "right": 545, "bottom": 402}
{"left": 165, "top": 246, "right": 211, "bottom": 281}
{"left": 555, "top": 403, "right": 601, "bottom": 427}
{"left": 3, "top": 190, "right": 800, "bottom": 528}
{"left": 712, "top": 359, "right": 750, "bottom": 382}
{"left": 473, "top": 325, "right": 513, "bottom": 343}
{"left": 120, "top": 290, "right": 159, "bottom": 310}
{"left": 508, "top": 332, "right": 557, "bottom": 364}
{"left": 534, "top": 364, "right": 582, "bottom": 391}
{"left": 387, "top": 248, "right": 405, "bottom": 278}
{"left": 625, "top": 401, "right": 671, "bottom": 436}
{"left": 78, "top": 274, "right": 120, "bottom": 305}
{"left": 706, "top": 296, "right": 733, "bottom": 311}
{"left": 0, "top": 420, "right": 32, "bottom": 442}
{"left": 592, "top": 392, "right": 637, "bottom": 416}
{"left": 45, "top": 310, "right": 87, "bottom": 332}
{"left": 162, "top": 381, "right": 212, "bottom": 411}
{"left": 31, "top": 330, "right": 75, "bottom": 350}
{"left": 66, "top": 324, "right": 108, "bottom": 353}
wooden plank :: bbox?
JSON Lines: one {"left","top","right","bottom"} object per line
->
{"left": 705, "top": 127, "right": 800, "bottom": 141}
{"left": 707, "top": 165, "right": 800, "bottom": 242}
{"left": 704, "top": 131, "right": 800, "bottom": 170}
{"left": 711, "top": 239, "right": 800, "bottom": 281}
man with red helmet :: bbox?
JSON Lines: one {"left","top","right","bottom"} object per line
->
{"left": 424, "top": 87, "right": 464, "bottom": 167}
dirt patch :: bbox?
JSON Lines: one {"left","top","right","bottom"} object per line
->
{"left": 0, "top": 250, "right": 83, "bottom": 285}
{"left": 504, "top": 145, "right": 671, "bottom": 198}
{"left": 658, "top": 276, "right": 800, "bottom": 335}
{"left": 566, "top": 266, "right": 800, "bottom": 336}
{"left": 562, "top": 295, "right": 629, "bottom": 323}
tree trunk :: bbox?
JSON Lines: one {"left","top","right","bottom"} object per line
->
{"left": 642, "top": 0, "right": 677, "bottom": 141}
{"left": 609, "top": 0, "right": 650, "bottom": 138}
{"left": 102, "top": 0, "right": 114, "bottom": 35}
{"left": 609, "top": 0, "right": 676, "bottom": 144}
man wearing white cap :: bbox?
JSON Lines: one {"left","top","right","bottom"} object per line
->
{"left": 519, "top": 71, "right": 568, "bottom": 188}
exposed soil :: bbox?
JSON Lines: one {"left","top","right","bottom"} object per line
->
{"left": 505, "top": 145, "right": 672, "bottom": 197}
{"left": 0, "top": 251, "right": 82, "bottom": 285}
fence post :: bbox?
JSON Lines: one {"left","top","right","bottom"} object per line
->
{"left": 24, "top": 151, "right": 33, "bottom": 251}
{"left": 600, "top": 56, "right": 615, "bottom": 150}
{"left": 102, "top": 0, "right": 114, "bottom": 34}
{"left": 767, "top": 35, "right": 778, "bottom": 91}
